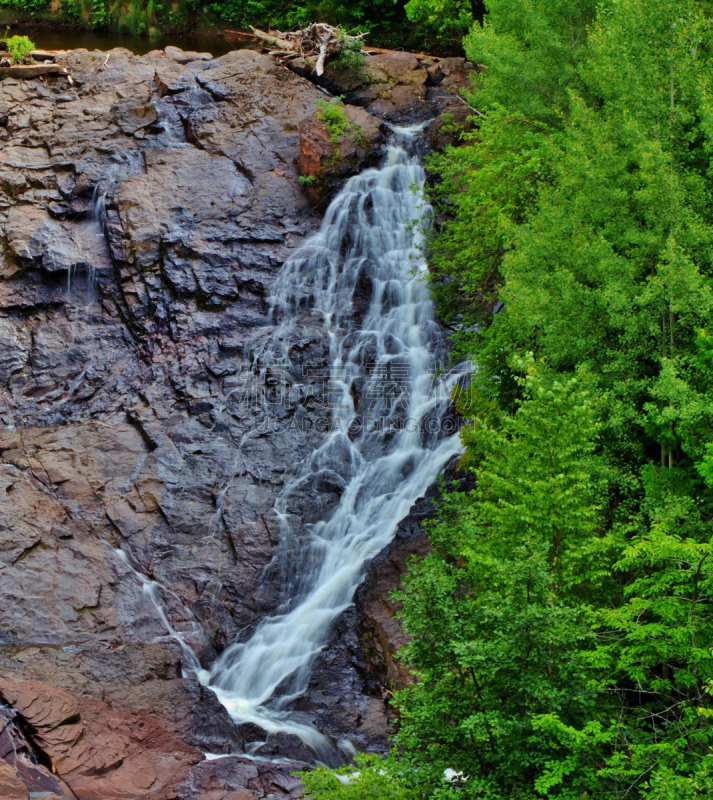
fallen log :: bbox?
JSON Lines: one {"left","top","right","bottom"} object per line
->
{"left": 250, "top": 26, "right": 295, "bottom": 51}
{"left": 361, "top": 46, "right": 441, "bottom": 61}
{"left": 0, "top": 64, "right": 68, "bottom": 78}
{"left": 30, "top": 50, "right": 56, "bottom": 62}
{"left": 224, "top": 29, "right": 258, "bottom": 41}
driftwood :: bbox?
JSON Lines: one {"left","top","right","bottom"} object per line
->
{"left": 250, "top": 27, "right": 294, "bottom": 52}
{"left": 0, "top": 64, "right": 68, "bottom": 78}
{"left": 361, "top": 46, "right": 441, "bottom": 61}
{"left": 242, "top": 22, "right": 452, "bottom": 72}
{"left": 224, "top": 29, "right": 259, "bottom": 42}
{"left": 30, "top": 50, "right": 56, "bottom": 62}
{"left": 250, "top": 22, "right": 367, "bottom": 76}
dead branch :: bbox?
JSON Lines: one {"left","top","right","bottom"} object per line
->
{"left": 252, "top": 22, "right": 368, "bottom": 76}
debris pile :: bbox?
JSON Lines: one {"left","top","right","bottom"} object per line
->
{"left": 250, "top": 23, "right": 367, "bottom": 75}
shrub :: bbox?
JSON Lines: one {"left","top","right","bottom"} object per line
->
{"left": 4, "top": 35, "right": 35, "bottom": 64}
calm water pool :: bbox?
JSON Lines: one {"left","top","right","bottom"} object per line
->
{"left": 23, "top": 28, "right": 254, "bottom": 58}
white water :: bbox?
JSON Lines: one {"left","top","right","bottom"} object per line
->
{"left": 204, "top": 124, "right": 465, "bottom": 762}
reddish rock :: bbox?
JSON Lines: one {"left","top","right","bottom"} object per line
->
{"left": 297, "top": 116, "right": 332, "bottom": 181}
{"left": 297, "top": 104, "right": 383, "bottom": 205}
{"left": 0, "top": 678, "right": 202, "bottom": 800}
{"left": 0, "top": 760, "right": 28, "bottom": 800}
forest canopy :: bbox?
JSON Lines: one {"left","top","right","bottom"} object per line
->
{"left": 300, "top": 0, "right": 713, "bottom": 797}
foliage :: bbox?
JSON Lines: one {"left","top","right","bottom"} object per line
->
{"left": 0, "top": 0, "right": 446, "bottom": 49}
{"left": 404, "top": 0, "right": 479, "bottom": 47}
{"left": 4, "top": 33, "right": 34, "bottom": 63}
{"left": 315, "top": 96, "right": 350, "bottom": 145}
{"left": 307, "top": 0, "right": 713, "bottom": 797}
{"left": 332, "top": 26, "right": 365, "bottom": 77}
{"left": 107, "top": 0, "right": 160, "bottom": 36}
{"left": 204, "top": 0, "right": 411, "bottom": 49}
{"left": 0, "top": 0, "right": 48, "bottom": 12}
{"left": 60, "top": 0, "right": 109, "bottom": 27}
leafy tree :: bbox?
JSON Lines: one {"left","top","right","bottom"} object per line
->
{"left": 302, "top": 361, "right": 615, "bottom": 798}
{"left": 404, "top": 0, "right": 481, "bottom": 47}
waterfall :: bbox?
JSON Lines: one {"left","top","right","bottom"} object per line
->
{"left": 67, "top": 185, "right": 106, "bottom": 297}
{"left": 203, "top": 124, "right": 465, "bottom": 762}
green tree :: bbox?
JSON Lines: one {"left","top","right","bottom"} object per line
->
{"left": 302, "top": 361, "right": 614, "bottom": 799}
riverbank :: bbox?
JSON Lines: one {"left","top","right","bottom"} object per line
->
{"left": 0, "top": 0, "right": 465, "bottom": 53}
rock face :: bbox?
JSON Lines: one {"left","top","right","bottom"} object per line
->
{"left": 0, "top": 44, "right": 333, "bottom": 799}
{"left": 0, "top": 677, "right": 201, "bottom": 799}
{"left": 0, "top": 41, "right": 467, "bottom": 798}
{"left": 310, "top": 52, "right": 480, "bottom": 125}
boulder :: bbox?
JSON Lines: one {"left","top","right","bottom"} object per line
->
{"left": 254, "top": 732, "right": 314, "bottom": 763}
{"left": 427, "top": 56, "right": 466, "bottom": 85}
{"left": 364, "top": 51, "right": 422, "bottom": 85}
{"left": 165, "top": 46, "right": 213, "bottom": 65}
{"left": 428, "top": 104, "right": 477, "bottom": 150}
{"left": 296, "top": 103, "right": 383, "bottom": 204}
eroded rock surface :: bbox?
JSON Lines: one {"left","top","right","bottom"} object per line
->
{"left": 0, "top": 44, "right": 333, "bottom": 799}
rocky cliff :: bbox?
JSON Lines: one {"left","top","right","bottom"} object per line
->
{"left": 0, "top": 43, "right": 472, "bottom": 800}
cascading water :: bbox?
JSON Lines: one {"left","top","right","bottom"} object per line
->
{"left": 67, "top": 185, "right": 106, "bottom": 298}
{"left": 202, "top": 123, "right": 465, "bottom": 762}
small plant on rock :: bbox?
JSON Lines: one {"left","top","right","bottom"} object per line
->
{"left": 315, "top": 96, "right": 350, "bottom": 146}
{"left": 4, "top": 34, "right": 35, "bottom": 64}
{"left": 333, "top": 27, "right": 365, "bottom": 79}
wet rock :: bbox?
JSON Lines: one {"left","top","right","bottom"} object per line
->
{"left": 5, "top": 206, "right": 112, "bottom": 274}
{"left": 301, "top": 458, "right": 472, "bottom": 751}
{"left": 254, "top": 732, "right": 313, "bottom": 763}
{"left": 237, "top": 721, "right": 268, "bottom": 744}
{"left": 102, "top": 679, "right": 244, "bottom": 755}
{"left": 178, "top": 755, "right": 303, "bottom": 800}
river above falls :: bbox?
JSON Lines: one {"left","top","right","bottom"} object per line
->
{"left": 22, "top": 28, "right": 253, "bottom": 57}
